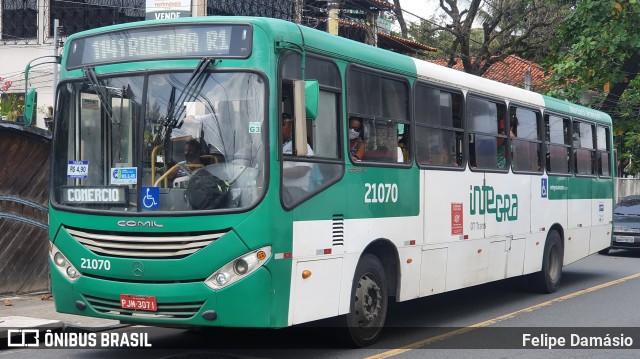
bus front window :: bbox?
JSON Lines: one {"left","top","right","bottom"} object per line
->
{"left": 53, "top": 72, "right": 267, "bottom": 213}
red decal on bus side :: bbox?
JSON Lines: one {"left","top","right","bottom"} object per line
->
{"left": 451, "top": 202, "right": 463, "bottom": 235}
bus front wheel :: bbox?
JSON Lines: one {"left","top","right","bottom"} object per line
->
{"left": 532, "top": 230, "right": 563, "bottom": 293}
{"left": 345, "top": 254, "right": 388, "bottom": 347}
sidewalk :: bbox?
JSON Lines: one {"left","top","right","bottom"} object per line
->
{"left": 0, "top": 294, "right": 123, "bottom": 337}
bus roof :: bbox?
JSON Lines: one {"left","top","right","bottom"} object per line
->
{"left": 63, "top": 16, "right": 611, "bottom": 126}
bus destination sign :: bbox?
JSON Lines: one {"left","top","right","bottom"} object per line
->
{"left": 66, "top": 24, "right": 252, "bottom": 69}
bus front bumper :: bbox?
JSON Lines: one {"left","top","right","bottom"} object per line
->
{"left": 50, "top": 259, "right": 273, "bottom": 328}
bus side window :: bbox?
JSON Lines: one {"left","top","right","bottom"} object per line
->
{"left": 467, "top": 96, "right": 507, "bottom": 170}
{"left": 545, "top": 114, "right": 571, "bottom": 174}
{"left": 414, "top": 84, "right": 463, "bottom": 168}
{"left": 573, "top": 120, "right": 596, "bottom": 176}
{"left": 596, "top": 126, "right": 611, "bottom": 177}
{"left": 510, "top": 106, "right": 542, "bottom": 173}
{"left": 346, "top": 66, "right": 409, "bottom": 165}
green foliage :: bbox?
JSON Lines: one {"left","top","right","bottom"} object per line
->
{"left": 0, "top": 94, "right": 25, "bottom": 121}
{"left": 0, "top": 78, "right": 25, "bottom": 121}
{"left": 544, "top": 0, "right": 640, "bottom": 107}
{"left": 544, "top": 0, "right": 640, "bottom": 174}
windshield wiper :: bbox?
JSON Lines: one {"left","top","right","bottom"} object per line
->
{"left": 162, "top": 57, "right": 217, "bottom": 131}
{"left": 83, "top": 67, "right": 118, "bottom": 124}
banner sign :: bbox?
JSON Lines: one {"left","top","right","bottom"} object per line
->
{"left": 146, "top": 0, "right": 192, "bottom": 20}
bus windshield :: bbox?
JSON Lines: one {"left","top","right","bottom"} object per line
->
{"left": 52, "top": 71, "right": 267, "bottom": 213}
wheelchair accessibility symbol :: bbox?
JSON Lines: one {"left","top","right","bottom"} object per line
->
{"left": 141, "top": 187, "right": 159, "bottom": 210}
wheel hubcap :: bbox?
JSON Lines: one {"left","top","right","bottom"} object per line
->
{"left": 354, "top": 273, "right": 382, "bottom": 326}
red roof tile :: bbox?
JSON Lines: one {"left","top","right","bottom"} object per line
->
{"left": 430, "top": 55, "right": 550, "bottom": 91}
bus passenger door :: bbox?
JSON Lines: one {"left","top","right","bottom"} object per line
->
{"left": 484, "top": 172, "right": 529, "bottom": 282}
{"left": 285, "top": 85, "right": 346, "bottom": 325}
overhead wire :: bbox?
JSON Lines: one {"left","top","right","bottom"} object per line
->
{"left": 2, "top": 0, "right": 633, "bottom": 114}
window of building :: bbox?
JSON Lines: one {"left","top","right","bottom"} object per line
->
{"left": 545, "top": 114, "right": 571, "bottom": 174}
{"left": 467, "top": 96, "right": 507, "bottom": 170}
{"left": 414, "top": 84, "right": 463, "bottom": 168}
{"left": 510, "top": 106, "right": 542, "bottom": 173}
{"left": 347, "top": 66, "right": 410, "bottom": 164}
{"left": 596, "top": 126, "right": 611, "bottom": 177}
{"left": 2, "top": 0, "right": 38, "bottom": 43}
{"left": 207, "top": 0, "right": 293, "bottom": 19}
{"left": 49, "top": 0, "right": 144, "bottom": 38}
{"left": 573, "top": 120, "right": 596, "bottom": 176}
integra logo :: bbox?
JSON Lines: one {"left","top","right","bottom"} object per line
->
{"left": 117, "top": 220, "right": 164, "bottom": 228}
{"left": 469, "top": 179, "right": 518, "bottom": 222}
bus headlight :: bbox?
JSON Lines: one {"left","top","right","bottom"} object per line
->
{"left": 49, "top": 243, "right": 81, "bottom": 282}
{"left": 205, "top": 246, "right": 271, "bottom": 290}
{"left": 54, "top": 252, "right": 67, "bottom": 267}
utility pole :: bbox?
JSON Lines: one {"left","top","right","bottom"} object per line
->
{"left": 524, "top": 69, "right": 531, "bottom": 91}
{"left": 52, "top": 19, "right": 60, "bottom": 111}
{"left": 327, "top": 1, "right": 339, "bottom": 35}
{"left": 364, "top": 9, "right": 378, "bottom": 46}
{"left": 294, "top": 0, "right": 303, "bottom": 24}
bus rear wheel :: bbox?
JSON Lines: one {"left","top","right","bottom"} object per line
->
{"left": 532, "top": 230, "right": 563, "bottom": 293}
{"left": 345, "top": 254, "right": 388, "bottom": 347}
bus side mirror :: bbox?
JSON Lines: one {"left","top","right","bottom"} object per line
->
{"left": 24, "top": 88, "right": 37, "bottom": 127}
{"left": 304, "top": 80, "right": 319, "bottom": 121}
{"left": 293, "top": 80, "right": 308, "bottom": 157}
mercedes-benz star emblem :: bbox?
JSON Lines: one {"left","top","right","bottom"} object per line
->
{"left": 131, "top": 261, "right": 144, "bottom": 277}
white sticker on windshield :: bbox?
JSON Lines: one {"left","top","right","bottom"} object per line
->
{"left": 249, "top": 122, "right": 261, "bottom": 134}
{"left": 110, "top": 167, "right": 137, "bottom": 185}
{"left": 67, "top": 160, "right": 89, "bottom": 179}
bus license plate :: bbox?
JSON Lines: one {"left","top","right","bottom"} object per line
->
{"left": 120, "top": 294, "right": 157, "bottom": 311}
{"left": 615, "top": 236, "right": 635, "bottom": 243}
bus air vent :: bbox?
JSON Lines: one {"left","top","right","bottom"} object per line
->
{"left": 332, "top": 214, "right": 344, "bottom": 246}
{"left": 65, "top": 227, "right": 225, "bottom": 259}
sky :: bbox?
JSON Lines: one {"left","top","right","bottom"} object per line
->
{"left": 399, "top": 0, "right": 440, "bottom": 24}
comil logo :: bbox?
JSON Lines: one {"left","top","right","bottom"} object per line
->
{"left": 7, "top": 329, "right": 40, "bottom": 347}
{"left": 117, "top": 220, "right": 164, "bottom": 228}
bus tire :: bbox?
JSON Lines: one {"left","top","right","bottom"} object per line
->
{"left": 598, "top": 247, "right": 610, "bottom": 255}
{"left": 532, "top": 230, "right": 563, "bottom": 293}
{"left": 345, "top": 254, "right": 388, "bottom": 347}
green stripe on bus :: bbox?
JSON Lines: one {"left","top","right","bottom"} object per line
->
{"left": 542, "top": 95, "right": 612, "bottom": 124}
{"left": 548, "top": 176, "right": 613, "bottom": 200}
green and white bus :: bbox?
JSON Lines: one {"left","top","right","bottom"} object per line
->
{"left": 43, "top": 16, "right": 613, "bottom": 346}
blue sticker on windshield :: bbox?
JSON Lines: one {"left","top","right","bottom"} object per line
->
{"left": 141, "top": 187, "right": 159, "bottom": 210}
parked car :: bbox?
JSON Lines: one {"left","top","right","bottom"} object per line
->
{"left": 600, "top": 195, "right": 640, "bottom": 254}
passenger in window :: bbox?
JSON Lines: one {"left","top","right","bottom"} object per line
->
{"left": 348, "top": 116, "right": 366, "bottom": 161}
{"left": 497, "top": 117, "right": 516, "bottom": 168}
{"left": 282, "top": 113, "right": 314, "bottom": 191}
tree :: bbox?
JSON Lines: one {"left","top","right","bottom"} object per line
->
{"left": 544, "top": 0, "right": 640, "bottom": 118}
{"left": 543, "top": 1, "right": 640, "bottom": 175}
{"left": 392, "top": 0, "right": 408, "bottom": 38}
{"left": 415, "top": 0, "right": 568, "bottom": 76}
